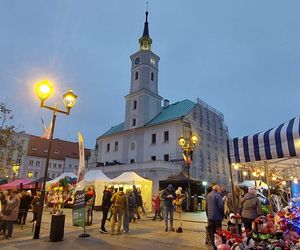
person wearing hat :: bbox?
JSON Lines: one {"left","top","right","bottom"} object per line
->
{"left": 240, "top": 187, "right": 262, "bottom": 232}
{"left": 174, "top": 187, "right": 185, "bottom": 233}
{"left": 100, "top": 186, "right": 113, "bottom": 234}
{"left": 161, "top": 184, "right": 176, "bottom": 232}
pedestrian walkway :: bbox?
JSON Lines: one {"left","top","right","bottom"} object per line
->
{"left": 0, "top": 208, "right": 211, "bottom": 250}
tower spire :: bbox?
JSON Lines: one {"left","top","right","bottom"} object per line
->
{"left": 139, "top": 6, "right": 152, "bottom": 51}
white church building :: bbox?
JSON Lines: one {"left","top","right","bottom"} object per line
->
{"left": 89, "top": 11, "right": 230, "bottom": 192}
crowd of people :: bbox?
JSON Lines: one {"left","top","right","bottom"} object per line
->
{"left": 0, "top": 190, "right": 40, "bottom": 239}
{"left": 206, "top": 184, "right": 262, "bottom": 249}
{"left": 99, "top": 184, "right": 185, "bottom": 235}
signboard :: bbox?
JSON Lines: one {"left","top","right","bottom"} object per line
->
{"left": 72, "top": 190, "right": 85, "bottom": 227}
{"left": 291, "top": 181, "right": 300, "bottom": 207}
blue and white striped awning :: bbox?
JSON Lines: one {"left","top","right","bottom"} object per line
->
{"left": 227, "top": 117, "right": 300, "bottom": 164}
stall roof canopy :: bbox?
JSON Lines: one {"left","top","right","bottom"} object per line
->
{"left": 160, "top": 171, "right": 200, "bottom": 184}
{"left": 0, "top": 179, "right": 31, "bottom": 190}
{"left": 46, "top": 172, "right": 77, "bottom": 185}
{"left": 228, "top": 116, "right": 300, "bottom": 164}
{"left": 109, "top": 172, "right": 151, "bottom": 184}
{"left": 23, "top": 177, "right": 52, "bottom": 189}
{"left": 84, "top": 170, "right": 110, "bottom": 182}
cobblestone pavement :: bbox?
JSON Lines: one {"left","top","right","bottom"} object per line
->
{"left": 0, "top": 209, "right": 213, "bottom": 250}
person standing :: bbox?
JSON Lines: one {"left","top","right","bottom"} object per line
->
{"left": 152, "top": 189, "right": 163, "bottom": 221}
{"left": 3, "top": 190, "right": 20, "bottom": 239}
{"left": 100, "top": 186, "right": 113, "bottom": 234}
{"left": 225, "top": 186, "right": 242, "bottom": 215}
{"left": 240, "top": 187, "right": 262, "bottom": 232}
{"left": 110, "top": 186, "right": 128, "bottom": 235}
{"left": 31, "top": 191, "right": 41, "bottom": 222}
{"left": 0, "top": 191, "right": 8, "bottom": 234}
{"left": 17, "top": 191, "right": 32, "bottom": 225}
{"left": 174, "top": 188, "right": 185, "bottom": 233}
{"left": 206, "top": 185, "right": 224, "bottom": 248}
{"left": 132, "top": 185, "right": 140, "bottom": 219}
{"left": 122, "top": 189, "right": 131, "bottom": 233}
{"left": 161, "top": 184, "right": 176, "bottom": 232}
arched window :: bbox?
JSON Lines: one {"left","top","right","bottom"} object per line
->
{"left": 135, "top": 71, "right": 139, "bottom": 80}
{"left": 151, "top": 72, "right": 154, "bottom": 81}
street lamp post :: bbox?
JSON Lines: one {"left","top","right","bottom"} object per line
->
{"left": 178, "top": 135, "right": 198, "bottom": 212}
{"left": 33, "top": 80, "right": 77, "bottom": 239}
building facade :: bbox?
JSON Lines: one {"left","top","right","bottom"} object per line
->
{"left": 3, "top": 132, "right": 90, "bottom": 181}
{"left": 89, "top": 11, "right": 230, "bottom": 192}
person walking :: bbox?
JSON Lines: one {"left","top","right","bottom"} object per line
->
{"left": 110, "top": 186, "right": 128, "bottom": 235}
{"left": 152, "top": 189, "right": 163, "bottom": 221}
{"left": 206, "top": 185, "right": 224, "bottom": 249}
{"left": 174, "top": 187, "right": 185, "bottom": 233}
{"left": 161, "top": 184, "right": 175, "bottom": 232}
{"left": 2, "top": 190, "right": 20, "bottom": 239}
{"left": 100, "top": 186, "right": 113, "bottom": 234}
{"left": 240, "top": 187, "right": 262, "bottom": 232}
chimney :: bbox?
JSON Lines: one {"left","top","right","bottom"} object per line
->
{"left": 163, "top": 99, "right": 170, "bottom": 108}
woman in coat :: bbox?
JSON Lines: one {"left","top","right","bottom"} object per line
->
{"left": 174, "top": 188, "right": 185, "bottom": 233}
{"left": 240, "top": 188, "right": 262, "bottom": 232}
{"left": 3, "top": 190, "right": 20, "bottom": 239}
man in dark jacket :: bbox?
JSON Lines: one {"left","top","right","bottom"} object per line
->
{"left": 17, "top": 191, "right": 32, "bottom": 225}
{"left": 206, "top": 185, "right": 224, "bottom": 248}
{"left": 161, "top": 184, "right": 176, "bottom": 232}
{"left": 100, "top": 186, "right": 113, "bottom": 234}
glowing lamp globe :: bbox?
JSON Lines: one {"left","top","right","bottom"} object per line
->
{"left": 191, "top": 135, "right": 198, "bottom": 145}
{"left": 35, "top": 80, "right": 53, "bottom": 102}
{"left": 178, "top": 137, "right": 185, "bottom": 147}
{"left": 63, "top": 90, "right": 77, "bottom": 110}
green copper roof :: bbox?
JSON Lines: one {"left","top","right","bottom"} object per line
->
{"left": 146, "top": 99, "right": 195, "bottom": 126}
{"left": 100, "top": 99, "right": 195, "bottom": 137}
{"left": 101, "top": 122, "right": 125, "bottom": 137}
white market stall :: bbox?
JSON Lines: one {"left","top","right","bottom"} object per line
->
{"left": 76, "top": 169, "right": 111, "bottom": 209}
{"left": 108, "top": 172, "right": 153, "bottom": 212}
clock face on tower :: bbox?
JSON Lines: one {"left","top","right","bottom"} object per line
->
{"left": 135, "top": 57, "right": 140, "bottom": 65}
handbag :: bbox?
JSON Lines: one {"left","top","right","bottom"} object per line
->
{"left": 4, "top": 210, "right": 12, "bottom": 216}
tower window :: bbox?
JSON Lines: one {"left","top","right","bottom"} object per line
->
{"left": 106, "top": 143, "right": 110, "bottom": 152}
{"left": 133, "top": 100, "right": 137, "bottom": 110}
{"left": 151, "top": 133, "right": 156, "bottom": 144}
{"left": 151, "top": 156, "right": 156, "bottom": 161}
{"left": 151, "top": 72, "right": 154, "bottom": 81}
{"left": 130, "top": 159, "right": 135, "bottom": 164}
{"left": 164, "top": 131, "right": 169, "bottom": 142}
{"left": 114, "top": 141, "right": 118, "bottom": 151}
{"left": 132, "top": 119, "right": 136, "bottom": 127}
{"left": 135, "top": 72, "right": 139, "bottom": 80}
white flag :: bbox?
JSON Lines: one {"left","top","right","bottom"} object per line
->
{"left": 41, "top": 118, "right": 52, "bottom": 139}
{"left": 77, "top": 132, "right": 85, "bottom": 183}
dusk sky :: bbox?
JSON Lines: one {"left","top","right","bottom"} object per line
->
{"left": 1, "top": 1, "right": 299, "bottom": 149}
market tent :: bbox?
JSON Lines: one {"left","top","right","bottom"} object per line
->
{"left": 227, "top": 116, "right": 300, "bottom": 165}
{"left": 159, "top": 171, "right": 204, "bottom": 195}
{"left": 76, "top": 170, "right": 111, "bottom": 208}
{"left": 227, "top": 116, "right": 300, "bottom": 211}
{"left": 46, "top": 172, "right": 77, "bottom": 186}
{"left": 23, "top": 177, "right": 52, "bottom": 189}
{"left": 0, "top": 179, "right": 31, "bottom": 190}
{"left": 108, "top": 172, "right": 152, "bottom": 212}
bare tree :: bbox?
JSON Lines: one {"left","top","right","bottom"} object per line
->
{"left": 0, "top": 103, "right": 23, "bottom": 179}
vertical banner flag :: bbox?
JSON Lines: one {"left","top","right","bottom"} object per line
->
{"left": 77, "top": 132, "right": 85, "bottom": 183}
